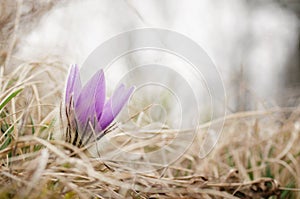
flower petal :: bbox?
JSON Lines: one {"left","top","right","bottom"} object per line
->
{"left": 95, "top": 71, "right": 106, "bottom": 121}
{"left": 65, "top": 64, "right": 82, "bottom": 105}
{"left": 98, "top": 84, "right": 134, "bottom": 130}
{"left": 75, "top": 69, "right": 104, "bottom": 126}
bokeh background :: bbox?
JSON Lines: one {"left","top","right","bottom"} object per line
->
{"left": 8, "top": 0, "right": 300, "bottom": 113}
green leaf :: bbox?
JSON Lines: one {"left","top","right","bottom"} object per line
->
{"left": 0, "top": 121, "right": 14, "bottom": 150}
{"left": 0, "top": 88, "right": 23, "bottom": 111}
{"left": 247, "top": 158, "right": 254, "bottom": 180}
{"left": 30, "top": 116, "right": 35, "bottom": 135}
{"left": 264, "top": 162, "right": 274, "bottom": 178}
{"left": 280, "top": 182, "right": 295, "bottom": 199}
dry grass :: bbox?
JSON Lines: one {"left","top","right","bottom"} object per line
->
{"left": 1, "top": 1, "right": 300, "bottom": 199}
{"left": 0, "top": 0, "right": 62, "bottom": 69}
{"left": 1, "top": 63, "right": 300, "bottom": 199}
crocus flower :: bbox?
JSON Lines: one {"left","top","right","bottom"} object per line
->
{"left": 64, "top": 64, "right": 134, "bottom": 146}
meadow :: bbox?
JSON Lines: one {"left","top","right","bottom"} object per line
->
{"left": 1, "top": 1, "right": 300, "bottom": 198}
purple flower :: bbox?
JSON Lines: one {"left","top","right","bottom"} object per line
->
{"left": 65, "top": 64, "right": 134, "bottom": 145}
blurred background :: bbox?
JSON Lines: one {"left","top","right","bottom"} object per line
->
{"left": 1, "top": 0, "right": 299, "bottom": 114}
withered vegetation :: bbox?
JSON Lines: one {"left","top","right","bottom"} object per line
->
{"left": 0, "top": 1, "right": 299, "bottom": 198}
